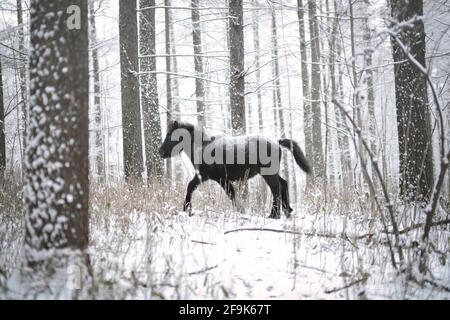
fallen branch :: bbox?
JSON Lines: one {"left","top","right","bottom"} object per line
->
{"left": 191, "top": 240, "right": 217, "bottom": 246}
{"left": 224, "top": 228, "right": 337, "bottom": 239}
{"left": 188, "top": 264, "right": 218, "bottom": 276}
{"left": 409, "top": 275, "right": 450, "bottom": 293}
{"left": 325, "top": 276, "right": 369, "bottom": 294}
{"left": 355, "top": 219, "right": 450, "bottom": 239}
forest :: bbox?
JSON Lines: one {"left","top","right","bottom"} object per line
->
{"left": 0, "top": 0, "right": 449, "bottom": 299}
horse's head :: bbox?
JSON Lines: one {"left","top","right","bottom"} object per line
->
{"left": 159, "top": 121, "right": 195, "bottom": 158}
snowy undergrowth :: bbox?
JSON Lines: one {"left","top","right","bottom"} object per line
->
{"left": 0, "top": 179, "right": 449, "bottom": 299}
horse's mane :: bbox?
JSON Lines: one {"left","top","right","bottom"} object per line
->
{"left": 168, "top": 121, "right": 212, "bottom": 142}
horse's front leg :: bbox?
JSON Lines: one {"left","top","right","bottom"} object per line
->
{"left": 184, "top": 175, "right": 202, "bottom": 214}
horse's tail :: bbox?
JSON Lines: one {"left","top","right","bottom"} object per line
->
{"left": 279, "top": 139, "right": 311, "bottom": 174}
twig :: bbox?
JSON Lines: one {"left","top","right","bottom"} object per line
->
{"left": 224, "top": 228, "right": 338, "bottom": 239}
{"left": 325, "top": 276, "right": 369, "bottom": 294}
{"left": 187, "top": 264, "right": 218, "bottom": 276}
{"left": 355, "top": 219, "right": 450, "bottom": 239}
{"left": 409, "top": 275, "right": 450, "bottom": 293}
{"left": 191, "top": 240, "right": 216, "bottom": 246}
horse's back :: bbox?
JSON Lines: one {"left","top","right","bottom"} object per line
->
{"left": 199, "top": 134, "right": 281, "bottom": 181}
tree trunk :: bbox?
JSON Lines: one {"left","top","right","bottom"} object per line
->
{"left": 24, "top": 0, "right": 90, "bottom": 265}
{"left": 334, "top": 17, "right": 353, "bottom": 188}
{"left": 16, "top": 0, "right": 27, "bottom": 152}
{"left": 139, "top": 0, "right": 164, "bottom": 182}
{"left": 120, "top": 0, "right": 144, "bottom": 181}
{"left": 308, "top": 0, "right": 325, "bottom": 185}
{"left": 297, "top": 0, "right": 313, "bottom": 189}
{"left": 270, "top": 10, "right": 289, "bottom": 180}
{"left": 391, "top": 0, "right": 434, "bottom": 202}
{"left": 191, "top": 0, "right": 205, "bottom": 128}
{"left": 164, "top": 0, "right": 173, "bottom": 179}
{"left": 229, "top": 0, "right": 246, "bottom": 135}
{"left": 363, "top": 2, "right": 377, "bottom": 183}
{"left": 252, "top": 0, "right": 263, "bottom": 132}
{"left": 89, "top": 0, "right": 104, "bottom": 182}
{"left": 0, "top": 58, "right": 5, "bottom": 175}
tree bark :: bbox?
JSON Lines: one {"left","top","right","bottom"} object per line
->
{"left": 164, "top": 0, "right": 173, "bottom": 179}
{"left": 229, "top": 0, "right": 246, "bottom": 135}
{"left": 25, "top": 0, "right": 90, "bottom": 264}
{"left": 308, "top": 0, "right": 325, "bottom": 185}
{"left": 16, "top": 0, "right": 27, "bottom": 152}
{"left": 191, "top": 0, "right": 205, "bottom": 128}
{"left": 89, "top": 0, "right": 104, "bottom": 182}
{"left": 363, "top": 2, "right": 377, "bottom": 183}
{"left": 120, "top": 0, "right": 144, "bottom": 181}
{"left": 391, "top": 0, "right": 434, "bottom": 201}
{"left": 139, "top": 0, "right": 164, "bottom": 182}
{"left": 252, "top": 0, "right": 263, "bottom": 132}
{"left": 297, "top": 0, "right": 313, "bottom": 188}
{"left": 0, "top": 58, "right": 5, "bottom": 175}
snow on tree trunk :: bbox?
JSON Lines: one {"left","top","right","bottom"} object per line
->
{"left": 25, "top": 0, "right": 90, "bottom": 264}
{"left": 307, "top": 0, "right": 325, "bottom": 185}
{"left": 139, "top": 0, "right": 164, "bottom": 181}
{"left": 89, "top": 0, "right": 104, "bottom": 182}
{"left": 191, "top": 0, "right": 205, "bottom": 129}
{"left": 252, "top": 0, "right": 263, "bottom": 133}
{"left": 164, "top": 0, "right": 173, "bottom": 179}
{"left": 120, "top": 0, "right": 144, "bottom": 181}
{"left": 391, "top": 0, "right": 434, "bottom": 202}
{"left": 16, "top": 0, "right": 28, "bottom": 152}
{"left": 0, "top": 58, "right": 5, "bottom": 175}
{"left": 297, "top": 0, "right": 314, "bottom": 190}
{"left": 229, "top": 0, "right": 246, "bottom": 136}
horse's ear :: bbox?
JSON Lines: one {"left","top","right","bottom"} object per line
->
{"left": 173, "top": 120, "right": 179, "bottom": 129}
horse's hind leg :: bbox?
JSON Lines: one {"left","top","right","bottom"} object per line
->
{"left": 262, "top": 175, "right": 282, "bottom": 219}
{"left": 278, "top": 177, "right": 293, "bottom": 218}
{"left": 184, "top": 175, "right": 202, "bottom": 214}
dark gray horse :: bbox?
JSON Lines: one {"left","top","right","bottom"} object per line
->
{"left": 159, "top": 121, "right": 310, "bottom": 219}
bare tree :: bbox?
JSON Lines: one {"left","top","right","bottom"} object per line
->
{"left": 16, "top": 0, "right": 27, "bottom": 151}
{"left": 252, "top": 0, "right": 263, "bottom": 132}
{"left": 191, "top": 0, "right": 205, "bottom": 128}
{"left": 308, "top": 0, "right": 325, "bottom": 185}
{"left": 89, "top": 0, "right": 104, "bottom": 181}
{"left": 140, "top": 0, "right": 164, "bottom": 181}
{"left": 24, "top": 0, "right": 90, "bottom": 266}
{"left": 0, "top": 58, "right": 5, "bottom": 175}
{"left": 229, "top": 0, "right": 246, "bottom": 135}
{"left": 120, "top": 0, "right": 144, "bottom": 181}
{"left": 164, "top": 0, "right": 173, "bottom": 178}
{"left": 297, "top": 0, "right": 313, "bottom": 188}
{"left": 391, "top": 0, "right": 434, "bottom": 202}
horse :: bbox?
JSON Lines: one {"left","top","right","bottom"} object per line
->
{"left": 159, "top": 121, "right": 311, "bottom": 219}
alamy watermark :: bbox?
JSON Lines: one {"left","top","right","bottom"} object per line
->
{"left": 160, "top": 127, "right": 281, "bottom": 175}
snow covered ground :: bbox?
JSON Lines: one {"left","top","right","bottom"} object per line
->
{"left": 1, "top": 182, "right": 449, "bottom": 299}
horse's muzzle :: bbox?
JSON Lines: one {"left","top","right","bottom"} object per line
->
{"left": 159, "top": 147, "right": 169, "bottom": 158}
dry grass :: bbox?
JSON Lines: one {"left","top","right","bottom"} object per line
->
{"left": 0, "top": 175, "right": 449, "bottom": 299}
